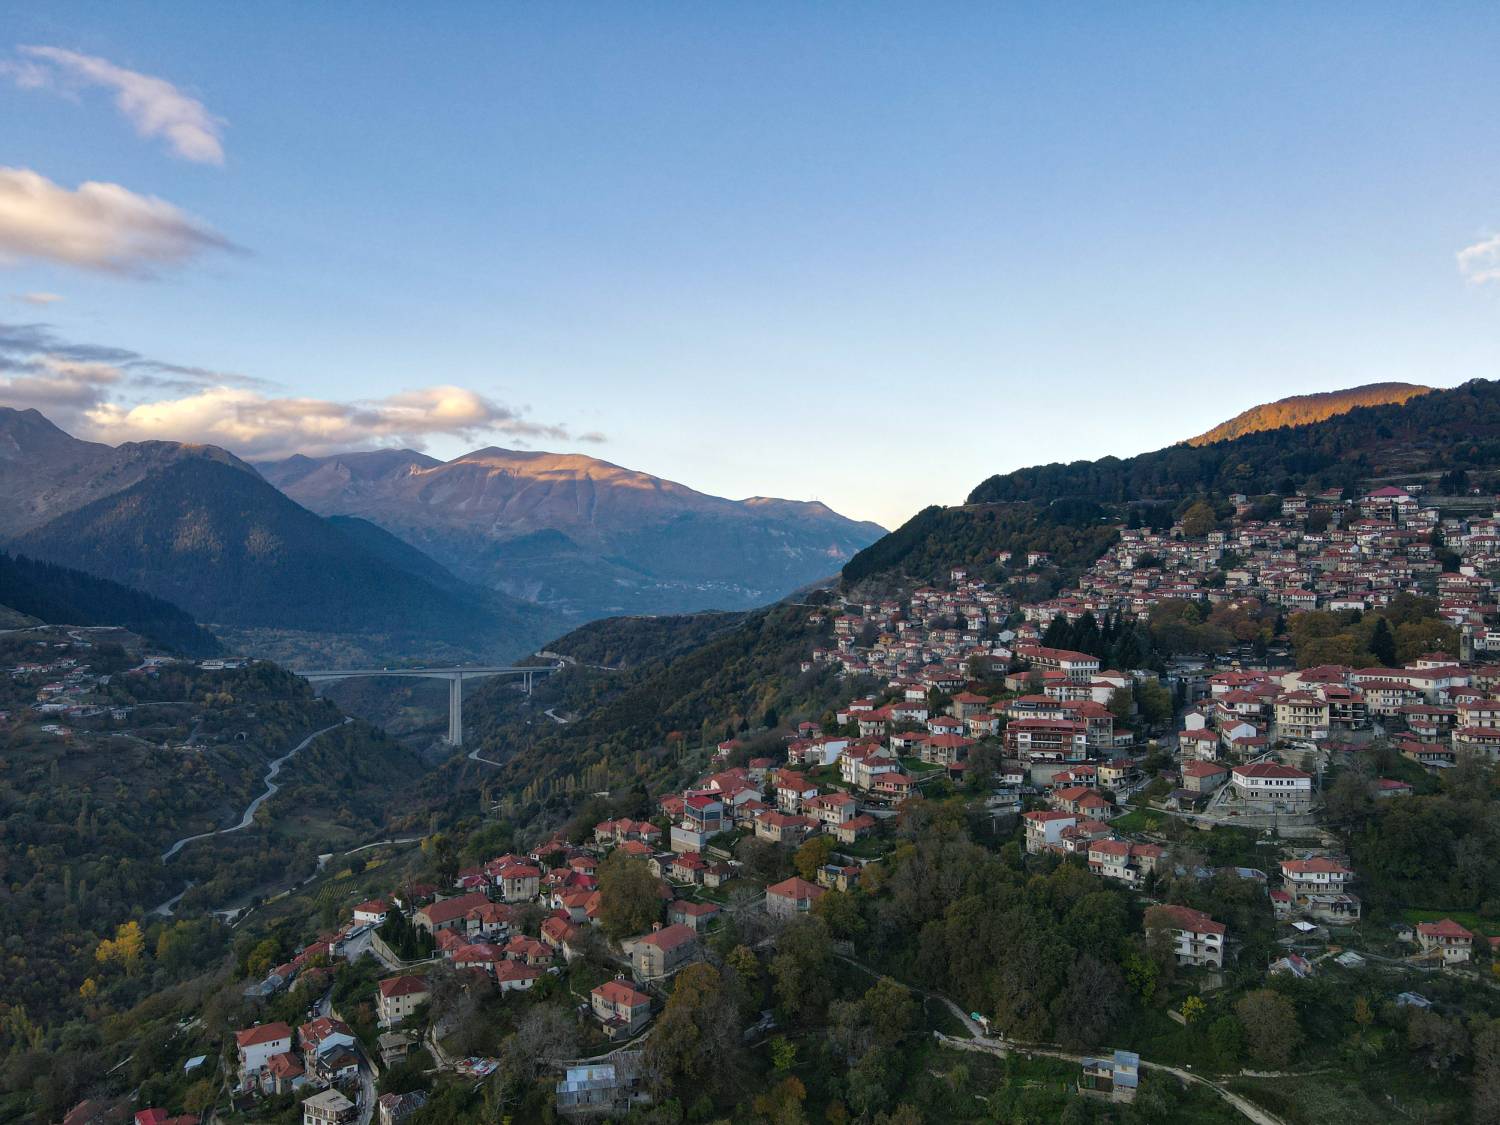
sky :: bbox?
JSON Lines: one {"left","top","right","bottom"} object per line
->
{"left": 1, "top": 4, "right": 1498, "bottom": 530}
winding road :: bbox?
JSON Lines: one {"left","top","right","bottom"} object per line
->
{"left": 160, "top": 719, "right": 349, "bottom": 862}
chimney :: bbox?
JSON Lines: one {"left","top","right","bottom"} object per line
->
{"left": 652, "top": 922, "right": 662, "bottom": 931}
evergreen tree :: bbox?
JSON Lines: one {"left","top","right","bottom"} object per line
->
{"left": 1041, "top": 616, "right": 1072, "bottom": 649}
{"left": 1371, "top": 617, "right": 1397, "bottom": 666}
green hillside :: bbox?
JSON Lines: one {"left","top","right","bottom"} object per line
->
{"left": 969, "top": 377, "right": 1500, "bottom": 506}
{"left": 0, "top": 551, "right": 220, "bottom": 656}
{"left": 841, "top": 501, "right": 1119, "bottom": 588}
{"left": 451, "top": 600, "right": 850, "bottom": 825}
{"left": 14, "top": 459, "right": 554, "bottom": 662}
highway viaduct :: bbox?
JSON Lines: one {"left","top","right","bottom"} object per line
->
{"left": 295, "top": 665, "right": 556, "bottom": 745}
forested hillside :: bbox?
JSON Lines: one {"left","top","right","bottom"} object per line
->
{"left": 0, "top": 636, "right": 426, "bottom": 1067}
{"left": 454, "top": 601, "right": 853, "bottom": 826}
{"left": 970, "top": 377, "right": 1500, "bottom": 505}
{"left": 13, "top": 459, "right": 554, "bottom": 663}
{"left": 1187, "top": 382, "right": 1432, "bottom": 446}
{"left": 543, "top": 610, "right": 747, "bottom": 669}
{"left": 0, "top": 552, "right": 220, "bottom": 656}
{"left": 841, "top": 501, "right": 1120, "bottom": 588}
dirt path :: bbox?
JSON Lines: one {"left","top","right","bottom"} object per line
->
{"left": 832, "top": 950, "right": 1285, "bottom": 1125}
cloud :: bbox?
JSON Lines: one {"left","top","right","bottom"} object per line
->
{"left": 10, "top": 291, "right": 63, "bottom": 305}
{"left": 0, "top": 353, "right": 121, "bottom": 415}
{"left": 8, "top": 46, "right": 225, "bottom": 164}
{"left": 83, "top": 384, "right": 598, "bottom": 459}
{"left": 0, "top": 319, "right": 269, "bottom": 427}
{"left": 0, "top": 167, "right": 235, "bottom": 276}
{"left": 0, "top": 320, "right": 604, "bottom": 457}
{"left": 1459, "top": 235, "right": 1500, "bottom": 286}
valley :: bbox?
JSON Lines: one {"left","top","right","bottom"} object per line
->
{"left": 5, "top": 14, "right": 1491, "bottom": 1123}
{"left": 10, "top": 383, "right": 1500, "bottom": 1125}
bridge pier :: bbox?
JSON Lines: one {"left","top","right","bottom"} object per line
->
{"left": 448, "top": 675, "right": 463, "bottom": 745}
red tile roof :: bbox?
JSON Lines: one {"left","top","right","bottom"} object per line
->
{"left": 1147, "top": 904, "right": 1226, "bottom": 936}
{"left": 1417, "top": 918, "right": 1474, "bottom": 940}
{"left": 593, "top": 979, "right": 650, "bottom": 1008}
{"left": 634, "top": 923, "right": 698, "bottom": 951}
{"left": 234, "top": 1022, "right": 292, "bottom": 1048}
{"left": 378, "top": 975, "right": 429, "bottom": 998}
{"left": 766, "top": 876, "right": 826, "bottom": 904}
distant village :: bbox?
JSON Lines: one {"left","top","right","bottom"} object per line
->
{"left": 3, "top": 626, "right": 251, "bottom": 748}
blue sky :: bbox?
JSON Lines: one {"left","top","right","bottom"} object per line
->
{"left": 1, "top": 3, "right": 1498, "bottom": 529}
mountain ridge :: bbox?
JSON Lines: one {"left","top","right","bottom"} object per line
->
{"left": 1186, "top": 381, "right": 1433, "bottom": 446}
{"left": 967, "top": 378, "right": 1500, "bottom": 508}
{"left": 255, "top": 443, "right": 885, "bottom": 617}
{"left": 0, "top": 407, "right": 258, "bottom": 537}
{"left": 0, "top": 408, "right": 557, "bottom": 665}
{"left": 0, "top": 549, "right": 221, "bottom": 655}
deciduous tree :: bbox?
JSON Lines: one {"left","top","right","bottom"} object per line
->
{"left": 1234, "top": 989, "right": 1302, "bottom": 1068}
{"left": 770, "top": 917, "right": 834, "bottom": 1023}
{"left": 598, "top": 852, "right": 663, "bottom": 939}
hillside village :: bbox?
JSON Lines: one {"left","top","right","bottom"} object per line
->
{"left": 134, "top": 483, "right": 1500, "bottom": 1125}
{"left": 2, "top": 628, "right": 252, "bottom": 749}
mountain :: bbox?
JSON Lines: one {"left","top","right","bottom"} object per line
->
{"left": 0, "top": 409, "right": 557, "bottom": 665}
{"left": 256, "top": 446, "right": 886, "bottom": 617}
{"left": 0, "top": 407, "right": 254, "bottom": 536}
{"left": 968, "top": 378, "right": 1500, "bottom": 508}
{"left": 1187, "top": 382, "right": 1433, "bottom": 446}
{"left": 0, "top": 550, "right": 221, "bottom": 655}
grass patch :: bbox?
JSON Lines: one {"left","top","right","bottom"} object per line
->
{"left": 1228, "top": 1070, "right": 1467, "bottom": 1125}
{"left": 838, "top": 836, "right": 893, "bottom": 860}
{"left": 694, "top": 877, "right": 762, "bottom": 904}
{"left": 1111, "top": 808, "right": 1159, "bottom": 834}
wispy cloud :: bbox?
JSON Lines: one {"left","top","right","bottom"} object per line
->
{"left": 7, "top": 46, "right": 225, "bottom": 165}
{"left": 1458, "top": 234, "right": 1500, "bottom": 286}
{"left": 0, "top": 166, "right": 236, "bottom": 276}
{"left": 0, "top": 320, "right": 604, "bottom": 457}
{"left": 83, "top": 384, "right": 598, "bottom": 459}
{"left": 10, "top": 291, "right": 63, "bottom": 305}
{"left": 0, "top": 319, "right": 269, "bottom": 423}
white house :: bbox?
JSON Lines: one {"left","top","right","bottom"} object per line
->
{"left": 353, "top": 899, "right": 389, "bottom": 926}
{"left": 1230, "top": 761, "right": 1313, "bottom": 808}
{"left": 235, "top": 1022, "right": 293, "bottom": 1083}
{"left": 1146, "top": 905, "right": 1226, "bottom": 969}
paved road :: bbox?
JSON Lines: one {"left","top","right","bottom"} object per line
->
{"left": 467, "top": 745, "right": 504, "bottom": 766}
{"left": 356, "top": 1059, "right": 376, "bottom": 1125}
{"left": 149, "top": 882, "right": 195, "bottom": 917}
{"left": 161, "top": 719, "right": 349, "bottom": 861}
{"left": 348, "top": 836, "right": 422, "bottom": 855}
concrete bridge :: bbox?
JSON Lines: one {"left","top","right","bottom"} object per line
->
{"left": 296, "top": 665, "right": 557, "bottom": 745}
